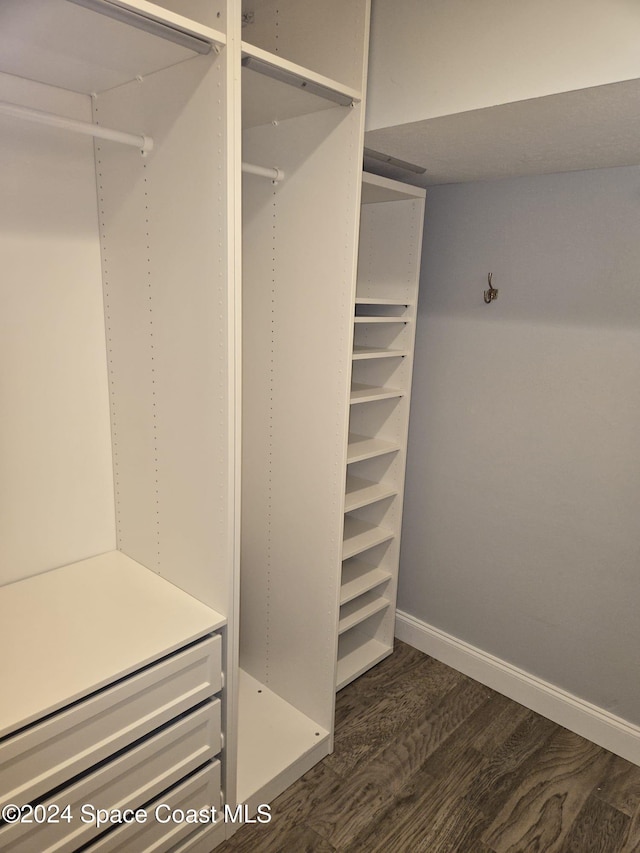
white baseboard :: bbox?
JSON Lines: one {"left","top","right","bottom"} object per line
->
{"left": 395, "top": 609, "right": 640, "bottom": 767}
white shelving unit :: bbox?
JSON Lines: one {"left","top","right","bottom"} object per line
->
{"left": 0, "top": 1, "right": 371, "bottom": 847}
{"left": 337, "top": 172, "right": 426, "bottom": 691}
{"left": 238, "top": 0, "right": 370, "bottom": 814}
{"left": 0, "top": 2, "right": 234, "bottom": 850}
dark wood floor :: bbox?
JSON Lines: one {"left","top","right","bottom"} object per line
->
{"left": 219, "top": 641, "right": 640, "bottom": 852}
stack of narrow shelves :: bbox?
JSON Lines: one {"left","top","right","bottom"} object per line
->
{"left": 337, "top": 172, "right": 426, "bottom": 691}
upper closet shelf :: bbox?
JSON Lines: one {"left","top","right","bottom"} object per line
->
{"left": 355, "top": 297, "right": 412, "bottom": 307}
{"left": 242, "top": 42, "right": 361, "bottom": 129}
{"left": 354, "top": 317, "right": 411, "bottom": 325}
{"left": 362, "top": 171, "right": 426, "bottom": 204}
{"left": 0, "top": 0, "right": 225, "bottom": 96}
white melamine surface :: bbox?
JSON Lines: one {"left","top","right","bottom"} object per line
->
{"left": 347, "top": 433, "right": 401, "bottom": 463}
{"left": 0, "top": 72, "right": 116, "bottom": 586}
{"left": 0, "top": 550, "right": 224, "bottom": 738}
{"left": 241, "top": 44, "right": 360, "bottom": 130}
{"left": 344, "top": 475, "right": 397, "bottom": 512}
{"left": 361, "top": 172, "right": 425, "bottom": 203}
{"left": 339, "top": 596, "right": 390, "bottom": 634}
{"left": 0, "top": 0, "right": 225, "bottom": 95}
{"left": 236, "top": 670, "right": 329, "bottom": 806}
{"left": 350, "top": 382, "right": 404, "bottom": 404}
{"left": 342, "top": 517, "right": 394, "bottom": 560}
{"left": 341, "top": 558, "right": 391, "bottom": 605}
{"left": 355, "top": 296, "right": 413, "bottom": 305}
{"left": 353, "top": 346, "right": 408, "bottom": 359}
{"left": 336, "top": 630, "right": 390, "bottom": 690}
{"left": 241, "top": 0, "right": 369, "bottom": 92}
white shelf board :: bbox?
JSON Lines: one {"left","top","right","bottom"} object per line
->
{"left": 342, "top": 517, "right": 394, "bottom": 560}
{"left": 236, "top": 669, "right": 330, "bottom": 808}
{"left": 242, "top": 42, "right": 361, "bottom": 129}
{"left": 341, "top": 558, "right": 392, "bottom": 605}
{"left": 0, "top": 550, "right": 225, "bottom": 738}
{"left": 339, "top": 596, "right": 390, "bottom": 635}
{"left": 361, "top": 171, "right": 426, "bottom": 204}
{"left": 352, "top": 346, "right": 408, "bottom": 360}
{"left": 347, "top": 433, "right": 401, "bottom": 463}
{"left": 336, "top": 630, "right": 392, "bottom": 690}
{"left": 354, "top": 316, "right": 410, "bottom": 324}
{"left": 344, "top": 475, "right": 397, "bottom": 512}
{"left": 355, "top": 297, "right": 412, "bottom": 306}
{"left": 350, "top": 382, "right": 404, "bottom": 404}
{"left": 0, "top": 0, "right": 225, "bottom": 96}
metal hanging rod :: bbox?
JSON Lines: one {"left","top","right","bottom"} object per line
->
{"left": 242, "top": 161, "right": 284, "bottom": 183}
{"left": 0, "top": 100, "right": 154, "bottom": 155}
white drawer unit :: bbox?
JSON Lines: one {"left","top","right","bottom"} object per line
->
{"left": 0, "top": 703, "right": 221, "bottom": 853}
{"left": 0, "top": 553, "right": 226, "bottom": 853}
{"left": 84, "top": 762, "right": 222, "bottom": 853}
{"left": 1, "top": 635, "right": 221, "bottom": 810}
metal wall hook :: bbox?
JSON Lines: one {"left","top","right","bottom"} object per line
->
{"left": 484, "top": 272, "right": 499, "bottom": 304}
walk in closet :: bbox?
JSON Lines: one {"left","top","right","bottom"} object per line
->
{"left": 0, "top": 0, "right": 371, "bottom": 850}
{"left": 338, "top": 173, "right": 426, "bottom": 688}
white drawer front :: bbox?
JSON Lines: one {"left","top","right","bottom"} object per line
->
{"left": 0, "top": 634, "right": 221, "bottom": 809}
{"left": 167, "top": 821, "right": 227, "bottom": 853}
{"left": 0, "top": 701, "right": 220, "bottom": 853}
{"left": 85, "top": 762, "right": 221, "bottom": 853}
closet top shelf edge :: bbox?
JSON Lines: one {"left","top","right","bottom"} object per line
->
{"left": 85, "top": 0, "right": 227, "bottom": 46}
{"left": 361, "top": 172, "right": 426, "bottom": 204}
{"left": 0, "top": 0, "right": 225, "bottom": 97}
{"left": 241, "top": 42, "right": 362, "bottom": 107}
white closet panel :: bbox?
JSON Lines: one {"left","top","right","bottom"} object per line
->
{"left": 93, "top": 53, "right": 233, "bottom": 613}
{"left": 0, "top": 72, "right": 115, "bottom": 585}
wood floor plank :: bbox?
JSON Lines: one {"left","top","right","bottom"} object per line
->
{"left": 621, "top": 804, "right": 640, "bottom": 853}
{"left": 327, "top": 651, "right": 464, "bottom": 778}
{"left": 333, "top": 641, "right": 461, "bottom": 729}
{"left": 483, "top": 727, "right": 617, "bottom": 853}
{"left": 558, "top": 793, "right": 629, "bottom": 853}
{"left": 343, "top": 749, "right": 489, "bottom": 853}
{"left": 465, "top": 710, "right": 560, "bottom": 820}
{"left": 341, "top": 695, "right": 513, "bottom": 852}
{"left": 307, "top": 678, "right": 493, "bottom": 848}
{"left": 472, "top": 695, "right": 536, "bottom": 757}
{"left": 215, "top": 763, "right": 342, "bottom": 853}
{"left": 224, "top": 821, "right": 336, "bottom": 853}
{"left": 594, "top": 754, "right": 640, "bottom": 816}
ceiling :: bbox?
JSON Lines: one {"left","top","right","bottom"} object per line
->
{"left": 363, "top": 78, "right": 640, "bottom": 187}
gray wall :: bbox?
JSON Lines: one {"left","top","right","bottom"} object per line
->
{"left": 400, "top": 165, "right": 640, "bottom": 724}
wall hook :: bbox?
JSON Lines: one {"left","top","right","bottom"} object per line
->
{"left": 484, "top": 272, "right": 499, "bottom": 304}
